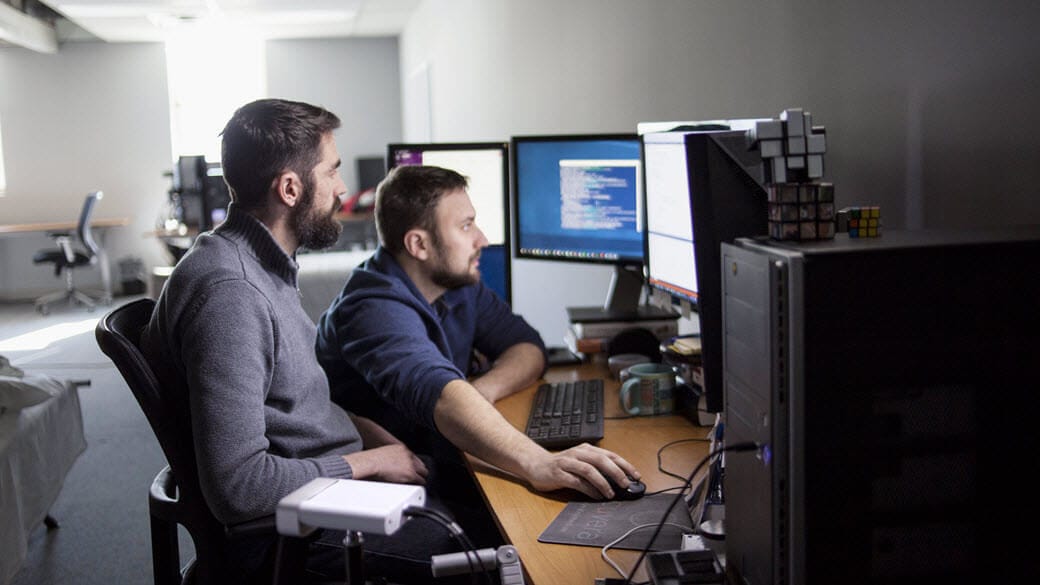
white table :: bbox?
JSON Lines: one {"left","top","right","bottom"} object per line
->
{"left": 0, "top": 379, "right": 86, "bottom": 585}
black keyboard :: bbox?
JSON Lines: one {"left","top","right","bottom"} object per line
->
{"left": 524, "top": 379, "right": 604, "bottom": 450}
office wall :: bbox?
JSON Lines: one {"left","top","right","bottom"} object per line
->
{"left": 0, "top": 37, "right": 402, "bottom": 301}
{"left": 399, "top": 0, "right": 1040, "bottom": 345}
{"left": 267, "top": 37, "right": 402, "bottom": 194}
{"left": 0, "top": 42, "right": 172, "bottom": 300}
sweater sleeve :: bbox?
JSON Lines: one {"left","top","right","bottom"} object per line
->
{"left": 178, "top": 279, "right": 352, "bottom": 524}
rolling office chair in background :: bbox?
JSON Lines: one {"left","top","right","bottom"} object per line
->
{"left": 95, "top": 298, "right": 310, "bottom": 585}
{"left": 32, "top": 190, "right": 105, "bottom": 315}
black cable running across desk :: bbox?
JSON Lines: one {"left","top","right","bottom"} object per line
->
{"left": 524, "top": 378, "right": 605, "bottom": 449}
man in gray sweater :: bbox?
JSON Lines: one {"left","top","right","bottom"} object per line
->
{"left": 142, "top": 98, "right": 465, "bottom": 583}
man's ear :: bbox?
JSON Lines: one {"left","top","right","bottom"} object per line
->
{"left": 273, "top": 170, "right": 303, "bottom": 208}
{"left": 403, "top": 228, "right": 432, "bottom": 261}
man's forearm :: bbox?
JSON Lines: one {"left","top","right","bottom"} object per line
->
{"left": 433, "top": 379, "right": 547, "bottom": 478}
{"left": 469, "top": 342, "right": 545, "bottom": 402}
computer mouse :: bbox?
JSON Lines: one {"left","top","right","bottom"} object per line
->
{"left": 603, "top": 473, "right": 646, "bottom": 501}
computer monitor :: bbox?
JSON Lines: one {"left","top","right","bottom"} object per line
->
{"left": 641, "top": 129, "right": 768, "bottom": 414}
{"left": 387, "top": 142, "right": 511, "bottom": 304}
{"left": 643, "top": 134, "right": 698, "bottom": 303}
{"left": 356, "top": 156, "right": 386, "bottom": 192}
{"left": 203, "top": 165, "right": 231, "bottom": 230}
{"left": 511, "top": 134, "right": 647, "bottom": 316}
{"left": 172, "top": 155, "right": 207, "bottom": 231}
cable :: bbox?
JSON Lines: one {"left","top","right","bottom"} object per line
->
{"left": 404, "top": 506, "right": 492, "bottom": 585}
{"left": 622, "top": 441, "right": 760, "bottom": 585}
{"left": 655, "top": 437, "right": 711, "bottom": 483}
{"left": 600, "top": 521, "right": 690, "bottom": 581}
{"left": 642, "top": 485, "right": 686, "bottom": 497}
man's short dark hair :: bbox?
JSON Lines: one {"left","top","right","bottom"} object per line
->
{"left": 220, "top": 98, "right": 341, "bottom": 210}
{"left": 375, "top": 165, "right": 469, "bottom": 255}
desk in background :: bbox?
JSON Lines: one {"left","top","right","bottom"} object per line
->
{"left": 467, "top": 361, "right": 711, "bottom": 584}
{"left": 0, "top": 217, "right": 130, "bottom": 303}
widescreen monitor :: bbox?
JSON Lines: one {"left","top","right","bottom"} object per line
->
{"left": 387, "top": 142, "right": 511, "bottom": 303}
{"left": 643, "top": 132, "right": 698, "bottom": 303}
{"left": 511, "top": 134, "right": 646, "bottom": 314}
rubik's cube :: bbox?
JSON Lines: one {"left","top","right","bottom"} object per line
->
{"left": 767, "top": 182, "right": 836, "bottom": 241}
{"left": 838, "top": 206, "right": 882, "bottom": 237}
{"left": 748, "top": 108, "right": 827, "bottom": 185}
{"left": 748, "top": 108, "right": 835, "bottom": 241}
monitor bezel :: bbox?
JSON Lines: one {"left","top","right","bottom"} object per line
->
{"left": 510, "top": 133, "right": 645, "bottom": 269}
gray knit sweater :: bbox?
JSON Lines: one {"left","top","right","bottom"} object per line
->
{"left": 141, "top": 205, "right": 359, "bottom": 524}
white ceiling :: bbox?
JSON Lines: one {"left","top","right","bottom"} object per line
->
{"left": 38, "top": 0, "right": 421, "bottom": 43}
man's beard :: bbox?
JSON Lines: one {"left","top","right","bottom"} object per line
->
{"left": 293, "top": 180, "right": 342, "bottom": 250}
{"left": 429, "top": 235, "right": 481, "bottom": 290}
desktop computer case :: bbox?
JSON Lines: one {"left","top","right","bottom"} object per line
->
{"left": 721, "top": 230, "right": 1040, "bottom": 585}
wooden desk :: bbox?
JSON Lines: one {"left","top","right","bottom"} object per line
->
{"left": 0, "top": 217, "right": 130, "bottom": 234}
{"left": 467, "top": 362, "right": 712, "bottom": 584}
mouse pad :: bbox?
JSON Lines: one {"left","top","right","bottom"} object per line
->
{"left": 537, "top": 494, "right": 694, "bottom": 550}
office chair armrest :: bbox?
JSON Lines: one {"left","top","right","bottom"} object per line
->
{"left": 54, "top": 235, "right": 75, "bottom": 263}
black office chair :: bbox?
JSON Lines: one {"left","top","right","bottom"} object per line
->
{"left": 95, "top": 298, "right": 309, "bottom": 585}
{"left": 33, "top": 190, "right": 105, "bottom": 315}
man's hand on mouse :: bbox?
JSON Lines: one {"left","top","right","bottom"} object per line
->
{"left": 521, "top": 442, "right": 640, "bottom": 500}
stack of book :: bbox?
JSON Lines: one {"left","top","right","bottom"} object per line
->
{"left": 563, "top": 316, "right": 680, "bottom": 357}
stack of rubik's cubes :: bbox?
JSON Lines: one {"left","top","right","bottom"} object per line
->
{"left": 747, "top": 108, "right": 836, "bottom": 241}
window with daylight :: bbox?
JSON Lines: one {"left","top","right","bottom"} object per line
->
{"left": 165, "top": 26, "right": 266, "bottom": 163}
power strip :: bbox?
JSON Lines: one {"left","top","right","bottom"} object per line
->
{"left": 277, "top": 477, "right": 426, "bottom": 537}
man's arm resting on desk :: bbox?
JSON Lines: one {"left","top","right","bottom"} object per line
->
{"left": 433, "top": 379, "right": 639, "bottom": 500}
{"left": 469, "top": 342, "right": 545, "bottom": 403}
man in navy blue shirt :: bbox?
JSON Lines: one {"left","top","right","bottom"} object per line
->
{"left": 316, "top": 165, "right": 640, "bottom": 514}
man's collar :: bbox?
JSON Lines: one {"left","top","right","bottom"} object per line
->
{"left": 219, "top": 204, "right": 299, "bottom": 284}
{"left": 370, "top": 247, "right": 467, "bottom": 311}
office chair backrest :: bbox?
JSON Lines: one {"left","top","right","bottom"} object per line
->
{"left": 77, "top": 191, "right": 103, "bottom": 258}
{"left": 96, "top": 298, "right": 246, "bottom": 584}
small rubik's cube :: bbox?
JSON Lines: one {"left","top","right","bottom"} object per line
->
{"left": 838, "top": 206, "right": 882, "bottom": 238}
{"left": 767, "top": 182, "right": 836, "bottom": 241}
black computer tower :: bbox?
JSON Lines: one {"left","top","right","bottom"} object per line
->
{"left": 722, "top": 229, "right": 1040, "bottom": 584}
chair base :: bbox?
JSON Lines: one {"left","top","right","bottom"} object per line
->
{"left": 35, "top": 287, "right": 102, "bottom": 315}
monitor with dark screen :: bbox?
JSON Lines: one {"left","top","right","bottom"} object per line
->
{"left": 356, "top": 156, "right": 386, "bottom": 192}
{"left": 387, "top": 142, "right": 511, "bottom": 303}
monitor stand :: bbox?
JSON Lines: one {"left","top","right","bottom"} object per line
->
{"left": 567, "top": 264, "right": 679, "bottom": 323}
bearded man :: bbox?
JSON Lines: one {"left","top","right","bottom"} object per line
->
{"left": 142, "top": 99, "right": 470, "bottom": 584}
{"left": 315, "top": 165, "right": 642, "bottom": 552}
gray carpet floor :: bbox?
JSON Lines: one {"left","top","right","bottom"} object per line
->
{"left": 2, "top": 296, "right": 193, "bottom": 585}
